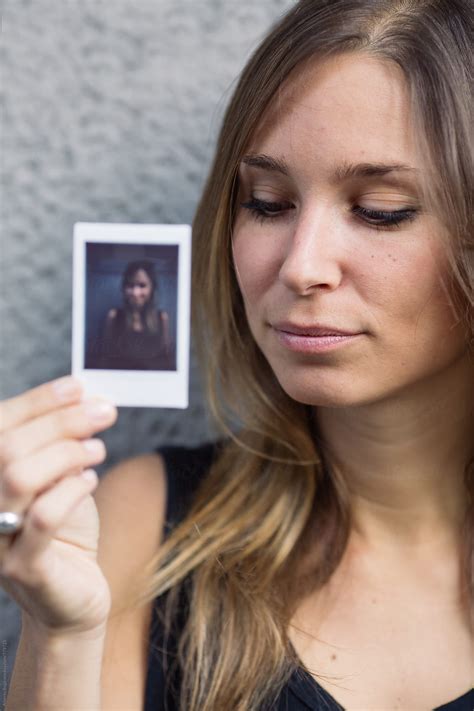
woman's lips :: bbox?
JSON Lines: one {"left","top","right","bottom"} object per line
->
{"left": 273, "top": 328, "right": 364, "bottom": 353}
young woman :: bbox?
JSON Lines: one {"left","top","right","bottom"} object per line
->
{"left": 1, "top": 1, "right": 472, "bottom": 709}
{"left": 94, "top": 260, "right": 173, "bottom": 371}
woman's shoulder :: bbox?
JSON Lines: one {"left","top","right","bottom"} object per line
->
{"left": 94, "top": 451, "right": 168, "bottom": 590}
{"left": 94, "top": 440, "right": 223, "bottom": 569}
{"left": 94, "top": 452, "right": 167, "bottom": 708}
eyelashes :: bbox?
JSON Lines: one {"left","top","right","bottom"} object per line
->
{"left": 240, "top": 198, "right": 291, "bottom": 222}
{"left": 239, "top": 197, "right": 418, "bottom": 231}
{"left": 352, "top": 205, "right": 417, "bottom": 230}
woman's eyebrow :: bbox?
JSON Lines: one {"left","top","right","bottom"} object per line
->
{"left": 241, "top": 154, "right": 291, "bottom": 175}
{"left": 333, "top": 160, "right": 420, "bottom": 182}
{"left": 240, "top": 153, "right": 420, "bottom": 185}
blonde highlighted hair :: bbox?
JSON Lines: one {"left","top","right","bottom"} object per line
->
{"left": 128, "top": 1, "right": 473, "bottom": 709}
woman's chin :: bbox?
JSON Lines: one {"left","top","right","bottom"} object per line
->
{"left": 273, "top": 371, "right": 369, "bottom": 408}
{"left": 284, "top": 387, "right": 354, "bottom": 408}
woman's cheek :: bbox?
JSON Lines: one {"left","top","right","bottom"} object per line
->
{"left": 233, "top": 227, "right": 285, "bottom": 303}
{"left": 232, "top": 233, "right": 265, "bottom": 303}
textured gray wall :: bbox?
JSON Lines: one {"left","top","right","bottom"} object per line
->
{"left": 0, "top": 0, "right": 295, "bottom": 694}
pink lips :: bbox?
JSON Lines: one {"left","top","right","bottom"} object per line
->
{"left": 272, "top": 321, "right": 364, "bottom": 353}
{"left": 272, "top": 320, "right": 361, "bottom": 336}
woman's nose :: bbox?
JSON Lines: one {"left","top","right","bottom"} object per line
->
{"left": 278, "top": 209, "right": 344, "bottom": 294}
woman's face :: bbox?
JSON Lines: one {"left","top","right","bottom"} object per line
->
{"left": 232, "top": 53, "right": 469, "bottom": 407}
{"left": 124, "top": 269, "right": 153, "bottom": 308}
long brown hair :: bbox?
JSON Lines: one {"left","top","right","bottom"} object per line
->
{"left": 129, "top": 2, "right": 473, "bottom": 709}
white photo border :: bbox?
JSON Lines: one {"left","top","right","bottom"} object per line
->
{"left": 72, "top": 222, "right": 191, "bottom": 408}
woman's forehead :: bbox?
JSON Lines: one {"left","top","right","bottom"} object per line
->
{"left": 127, "top": 269, "right": 151, "bottom": 282}
{"left": 245, "top": 53, "right": 419, "bottom": 171}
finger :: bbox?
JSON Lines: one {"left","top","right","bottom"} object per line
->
{"left": 0, "top": 398, "right": 117, "bottom": 463}
{"left": 0, "top": 470, "right": 98, "bottom": 581}
{"left": 0, "top": 437, "right": 106, "bottom": 513}
{"left": 0, "top": 376, "right": 83, "bottom": 433}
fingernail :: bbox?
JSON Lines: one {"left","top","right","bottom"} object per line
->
{"left": 81, "top": 469, "right": 98, "bottom": 484}
{"left": 53, "top": 377, "right": 81, "bottom": 401}
{"left": 82, "top": 438, "right": 105, "bottom": 456}
{"left": 83, "top": 400, "right": 116, "bottom": 422}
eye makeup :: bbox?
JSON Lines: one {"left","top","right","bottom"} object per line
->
{"left": 239, "top": 196, "right": 418, "bottom": 231}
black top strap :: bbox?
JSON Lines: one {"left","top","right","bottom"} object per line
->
{"left": 158, "top": 441, "right": 220, "bottom": 539}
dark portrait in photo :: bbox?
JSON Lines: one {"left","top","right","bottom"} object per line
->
{"left": 84, "top": 242, "right": 178, "bottom": 371}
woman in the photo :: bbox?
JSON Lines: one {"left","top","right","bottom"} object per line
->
{"left": 1, "top": 1, "right": 473, "bottom": 710}
{"left": 98, "top": 259, "right": 173, "bottom": 371}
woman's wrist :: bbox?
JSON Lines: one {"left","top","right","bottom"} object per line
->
{"left": 6, "top": 615, "right": 108, "bottom": 711}
{"left": 20, "top": 609, "right": 109, "bottom": 642}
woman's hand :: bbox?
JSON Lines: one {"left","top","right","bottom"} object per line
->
{"left": 0, "top": 376, "right": 118, "bottom": 636}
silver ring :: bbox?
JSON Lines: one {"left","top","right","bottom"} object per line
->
{"left": 0, "top": 511, "right": 25, "bottom": 535}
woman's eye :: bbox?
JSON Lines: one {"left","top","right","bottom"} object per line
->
{"left": 240, "top": 196, "right": 418, "bottom": 230}
{"left": 240, "top": 197, "right": 294, "bottom": 224}
{"left": 352, "top": 205, "right": 418, "bottom": 230}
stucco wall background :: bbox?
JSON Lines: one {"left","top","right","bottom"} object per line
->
{"left": 0, "top": 0, "right": 295, "bottom": 692}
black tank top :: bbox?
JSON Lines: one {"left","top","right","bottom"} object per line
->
{"left": 143, "top": 442, "right": 474, "bottom": 711}
{"left": 96, "top": 308, "right": 173, "bottom": 371}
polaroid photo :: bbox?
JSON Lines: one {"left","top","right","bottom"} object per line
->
{"left": 72, "top": 222, "right": 191, "bottom": 408}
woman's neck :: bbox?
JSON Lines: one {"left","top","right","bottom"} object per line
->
{"left": 314, "top": 350, "right": 473, "bottom": 551}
